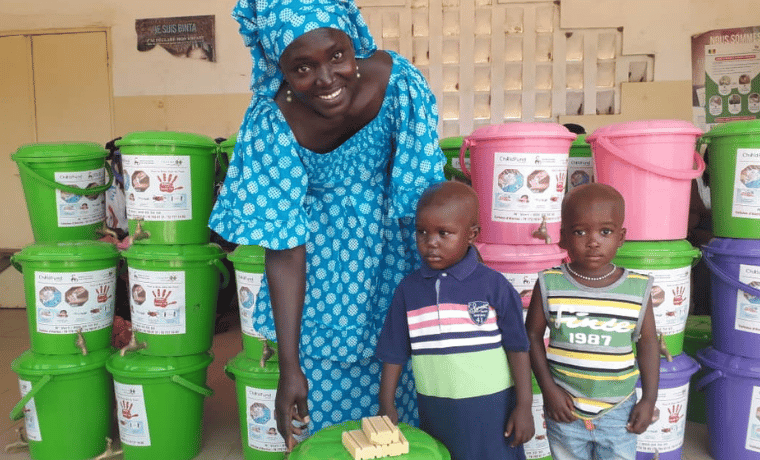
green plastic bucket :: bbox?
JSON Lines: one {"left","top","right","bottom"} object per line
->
{"left": 700, "top": 120, "right": 760, "bottom": 238}
{"left": 122, "top": 243, "right": 229, "bottom": 356}
{"left": 107, "top": 351, "right": 214, "bottom": 460}
{"left": 440, "top": 136, "right": 469, "bottom": 183}
{"left": 225, "top": 351, "right": 302, "bottom": 459}
{"left": 116, "top": 131, "right": 218, "bottom": 245}
{"left": 525, "top": 375, "right": 552, "bottom": 460}
{"left": 684, "top": 315, "right": 712, "bottom": 424}
{"left": 12, "top": 142, "right": 114, "bottom": 242}
{"left": 11, "top": 241, "right": 120, "bottom": 355}
{"left": 229, "top": 244, "right": 277, "bottom": 360}
{"left": 10, "top": 348, "right": 114, "bottom": 460}
{"left": 567, "top": 134, "right": 593, "bottom": 192}
{"left": 613, "top": 240, "right": 701, "bottom": 357}
{"left": 218, "top": 134, "right": 236, "bottom": 182}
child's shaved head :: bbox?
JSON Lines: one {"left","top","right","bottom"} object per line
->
{"left": 562, "top": 183, "right": 625, "bottom": 227}
{"left": 417, "top": 181, "right": 480, "bottom": 227}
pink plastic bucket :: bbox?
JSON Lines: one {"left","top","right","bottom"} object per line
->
{"left": 461, "top": 123, "right": 575, "bottom": 245}
{"left": 586, "top": 120, "right": 704, "bottom": 241}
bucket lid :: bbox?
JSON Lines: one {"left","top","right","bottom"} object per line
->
{"left": 701, "top": 119, "right": 760, "bottom": 140}
{"left": 12, "top": 142, "right": 108, "bottom": 162}
{"left": 122, "top": 243, "right": 225, "bottom": 262}
{"left": 13, "top": 241, "right": 120, "bottom": 264}
{"left": 465, "top": 122, "right": 576, "bottom": 142}
{"left": 12, "top": 347, "right": 113, "bottom": 376}
{"left": 658, "top": 353, "right": 700, "bottom": 380}
{"left": 685, "top": 315, "right": 712, "bottom": 342}
{"left": 107, "top": 350, "right": 213, "bottom": 378}
{"left": 587, "top": 120, "right": 702, "bottom": 142}
{"left": 569, "top": 134, "right": 591, "bottom": 157}
{"left": 225, "top": 351, "right": 279, "bottom": 379}
{"left": 228, "top": 244, "right": 265, "bottom": 265}
{"left": 614, "top": 240, "right": 700, "bottom": 264}
{"left": 476, "top": 242, "right": 567, "bottom": 265}
{"left": 697, "top": 346, "right": 760, "bottom": 380}
{"left": 115, "top": 131, "right": 217, "bottom": 150}
{"left": 219, "top": 133, "right": 238, "bottom": 151}
{"left": 439, "top": 136, "right": 465, "bottom": 152}
{"left": 702, "top": 237, "right": 760, "bottom": 258}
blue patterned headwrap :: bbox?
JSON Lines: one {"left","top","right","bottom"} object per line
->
{"left": 232, "top": 0, "right": 377, "bottom": 98}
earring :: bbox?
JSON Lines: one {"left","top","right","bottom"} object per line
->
{"left": 286, "top": 89, "right": 293, "bottom": 103}
{"left": 356, "top": 66, "right": 361, "bottom": 79}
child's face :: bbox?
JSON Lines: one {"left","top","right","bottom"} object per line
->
{"left": 416, "top": 202, "right": 478, "bottom": 270}
{"left": 559, "top": 198, "right": 625, "bottom": 273}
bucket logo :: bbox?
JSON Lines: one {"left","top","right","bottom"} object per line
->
{"left": 96, "top": 285, "right": 111, "bottom": 303}
{"left": 152, "top": 289, "right": 176, "bottom": 308}
{"left": 667, "top": 404, "right": 682, "bottom": 424}
{"left": 468, "top": 301, "right": 490, "bottom": 325}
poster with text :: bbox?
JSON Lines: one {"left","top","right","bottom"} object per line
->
{"left": 136, "top": 15, "right": 215, "bottom": 61}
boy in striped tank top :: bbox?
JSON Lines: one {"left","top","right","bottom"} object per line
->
{"left": 525, "top": 183, "right": 660, "bottom": 460}
{"left": 376, "top": 181, "right": 533, "bottom": 460}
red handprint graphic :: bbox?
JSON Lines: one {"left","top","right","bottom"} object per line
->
{"left": 672, "top": 286, "right": 686, "bottom": 306}
{"left": 96, "top": 285, "right": 111, "bottom": 303}
{"left": 121, "top": 401, "right": 138, "bottom": 419}
{"left": 556, "top": 172, "right": 566, "bottom": 193}
{"left": 157, "top": 174, "right": 184, "bottom": 193}
{"left": 668, "top": 404, "right": 682, "bottom": 424}
{"left": 152, "top": 289, "right": 177, "bottom": 308}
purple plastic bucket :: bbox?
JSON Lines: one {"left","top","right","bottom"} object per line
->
{"left": 635, "top": 354, "right": 700, "bottom": 460}
{"left": 702, "top": 238, "right": 760, "bottom": 359}
{"left": 696, "top": 347, "right": 760, "bottom": 460}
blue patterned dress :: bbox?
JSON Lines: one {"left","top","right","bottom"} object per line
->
{"left": 209, "top": 51, "right": 445, "bottom": 431}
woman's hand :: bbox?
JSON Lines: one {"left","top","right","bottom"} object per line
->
{"left": 275, "top": 365, "right": 310, "bottom": 451}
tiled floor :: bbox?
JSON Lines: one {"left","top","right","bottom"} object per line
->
{"left": 0, "top": 308, "right": 714, "bottom": 459}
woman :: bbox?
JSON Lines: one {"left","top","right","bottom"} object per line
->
{"left": 209, "top": 0, "right": 445, "bottom": 449}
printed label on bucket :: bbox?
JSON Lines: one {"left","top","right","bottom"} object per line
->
{"left": 236, "top": 271, "right": 264, "bottom": 339}
{"left": 34, "top": 268, "right": 116, "bottom": 334}
{"left": 451, "top": 156, "right": 470, "bottom": 172}
{"left": 567, "top": 158, "right": 593, "bottom": 192}
{"left": 491, "top": 152, "right": 567, "bottom": 224}
{"left": 735, "top": 264, "right": 760, "bottom": 334}
{"left": 636, "top": 267, "right": 691, "bottom": 336}
{"left": 246, "top": 387, "right": 308, "bottom": 452}
{"left": 733, "top": 149, "right": 760, "bottom": 220}
{"left": 122, "top": 155, "right": 192, "bottom": 221}
{"left": 129, "top": 268, "right": 186, "bottom": 335}
{"left": 55, "top": 168, "right": 106, "bottom": 227}
{"left": 114, "top": 382, "right": 151, "bottom": 447}
{"left": 746, "top": 386, "right": 760, "bottom": 452}
{"left": 500, "top": 272, "right": 539, "bottom": 307}
{"left": 524, "top": 392, "right": 550, "bottom": 459}
{"left": 635, "top": 383, "right": 690, "bottom": 453}
{"left": 18, "top": 380, "right": 41, "bottom": 441}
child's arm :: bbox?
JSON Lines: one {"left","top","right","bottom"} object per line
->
{"left": 505, "top": 350, "right": 535, "bottom": 446}
{"left": 378, "top": 363, "right": 403, "bottom": 424}
{"left": 525, "top": 283, "right": 577, "bottom": 423}
{"left": 628, "top": 297, "right": 659, "bottom": 433}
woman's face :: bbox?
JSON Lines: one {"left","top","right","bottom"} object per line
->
{"left": 279, "top": 28, "right": 358, "bottom": 118}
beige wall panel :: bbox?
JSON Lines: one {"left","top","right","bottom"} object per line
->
{"left": 33, "top": 32, "right": 113, "bottom": 143}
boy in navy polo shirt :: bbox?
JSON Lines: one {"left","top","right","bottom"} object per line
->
{"left": 376, "top": 181, "right": 533, "bottom": 460}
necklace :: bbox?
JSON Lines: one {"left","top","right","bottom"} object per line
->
{"left": 565, "top": 263, "right": 617, "bottom": 281}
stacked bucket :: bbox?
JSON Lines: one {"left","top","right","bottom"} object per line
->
{"left": 586, "top": 120, "right": 704, "bottom": 460}
{"left": 106, "top": 131, "right": 225, "bottom": 460}
{"left": 9, "top": 142, "right": 119, "bottom": 460}
{"left": 693, "top": 120, "right": 760, "bottom": 460}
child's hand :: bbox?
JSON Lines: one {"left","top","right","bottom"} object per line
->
{"left": 542, "top": 385, "right": 578, "bottom": 423}
{"left": 504, "top": 403, "right": 534, "bottom": 447}
{"left": 627, "top": 399, "right": 655, "bottom": 434}
{"left": 378, "top": 402, "right": 399, "bottom": 425}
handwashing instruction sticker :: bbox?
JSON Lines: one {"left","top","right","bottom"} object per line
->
{"left": 732, "top": 148, "right": 760, "bottom": 220}
{"left": 567, "top": 157, "right": 593, "bottom": 191}
{"left": 491, "top": 152, "right": 567, "bottom": 224}
{"left": 236, "top": 271, "right": 264, "bottom": 339}
{"left": 500, "top": 272, "right": 548, "bottom": 340}
{"left": 55, "top": 168, "right": 106, "bottom": 227}
{"left": 523, "top": 392, "right": 550, "bottom": 459}
{"left": 633, "top": 267, "right": 691, "bottom": 336}
{"left": 246, "top": 387, "right": 308, "bottom": 452}
{"left": 129, "top": 268, "right": 186, "bottom": 335}
{"left": 636, "top": 384, "right": 690, "bottom": 453}
{"left": 18, "top": 380, "right": 41, "bottom": 441}
{"left": 735, "top": 264, "right": 760, "bottom": 334}
{"left": 114, "top": 382, "right": 151, "bottom": 447}
{"left": 746, "top": 386, "right": 760, "bottom": 452}
{"left": 35, "top": 268, "right": 116, "bottom": 334}
{"left": 122, "top": 154, "right": 192, "bottom": 221}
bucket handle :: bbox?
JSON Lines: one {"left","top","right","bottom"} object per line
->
{"left": 211, "top": 258, "right": 230, "bottom": 289}
{"left": 695, "top": 368, "right": 724, "bottom": 392}
{"left": 594, "top": 136, "right": 705, "bottom": 180}
{"left": 9, "top": 253, "right": 22, "bottom": 273}
{"left": 458, "top": 138, "right": 474, "bottom": 178}
{"left": 171, "top": 375, "right": 214, "bottom": 397}
{"left": 703, "top": 253, "right": 760, "bottom": 298}
{"left": 16, "top": 160, "right": 115, "bottom": 195}
{"left": 9, "top": 374, "right": 51, "bottom": 421}
{"left": 216, "top": 147, "right": 229, "bottom": 182}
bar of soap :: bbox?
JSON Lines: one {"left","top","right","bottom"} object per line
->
{"left": 362, "top": 415, "right": 400, "bottom": 445}
{"left": 382, "top": 429, "right": 410, "bottom": 457}
{"left": 342, "top": 429, "right": 383, "bottom": 460}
